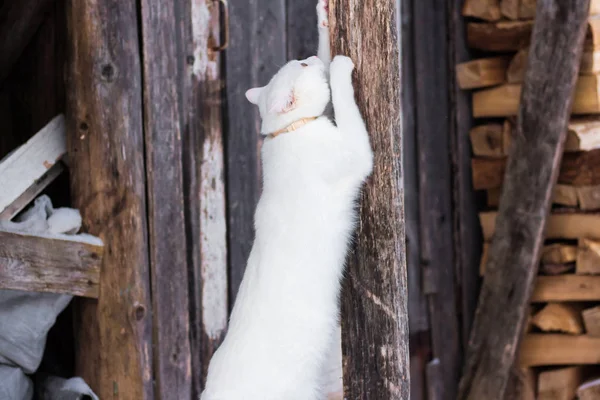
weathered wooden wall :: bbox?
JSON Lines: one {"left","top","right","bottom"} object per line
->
{"left": 0, "top": 0, "right": 478, "bottom": 398}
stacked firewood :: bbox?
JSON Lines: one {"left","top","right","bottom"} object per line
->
{"left": 460, "top": 0, "right": 600, "bottom": 398}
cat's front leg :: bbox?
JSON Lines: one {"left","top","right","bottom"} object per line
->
{"left": 317, "top": 0, "right": 331, "bottom": 68}
{"left": 330, "top": 56, "right": 373, "bottom": 180}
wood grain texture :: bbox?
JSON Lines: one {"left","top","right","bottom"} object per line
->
{"left": 456, "top": 56, "right": 509, "bottom": 90}
{"left": 139, "top": 0, "right": 193, "bottom": 397}
{"left": 225, "top": 0, "right": 286, "bottom": 306}
{"left": 65, "top": 0, "right": 154, "bottom": 397}
{"left": 472, "top": 76, "right": 600, "bottom": 117}
{"left": 0, "top": 162, "right": 64, "bottom": 221}
{"left": 457, "top": 1, "right": 590, "bottom": 399}
{"left": 467, "top": 20, "right": 534, "bottom": 51}
{"left": 471, "top": 149, "right": 600, "bottom": 190}
{"left": 0, "top": 230, "right": 102, "bottom": 297}
{"left": 330, "top": 0, "right": 409, "bottom": 398}
{"left": 520, "top": 334, "right": 600, "bottom": 366}
{"left": 531, "top": 275, "right": 600, "bottom": 302}
{"left": 0, "top": 0, "right": 55, "bottom": 83}
{"left": 0, "top": 114, "right": 65, "bottom": 214}
{"left": 178, "top": 0, "right": 229, "bottom": 393}
{"left": 414, "top": 0, "right": 462, "bottom": 397}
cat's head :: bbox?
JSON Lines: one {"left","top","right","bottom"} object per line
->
{"left": 245, "top": 56, "right": 329, "bottom": 135}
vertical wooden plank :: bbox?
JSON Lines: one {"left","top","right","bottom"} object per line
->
{"left": 65, "top": 0, "right": 154, "bottom": 398}
{"left": 179, "top": 0, "right": 228, "bottom": 394}
{"left": 286, "top": 0, "right": 319, "bottom": 60}
{"left": 330, "top": 0, "right": 410, "bottom": 398}
{"left": 413, "top": 0, "right": 462, "bottom": 397}
{"left": 225, "top": 0, "right": 286, "bottom": 305}
{"left": 400, "top": 0, "right": 431, "bottom": 398}
{"left": 138, "top": 0, "right": 192, "bottom": 399}
{"left": 457, "top": 1, "right": 590, "bottom": 399}
{"left": 448, "top": 0, "right": 482, "bottom": 348}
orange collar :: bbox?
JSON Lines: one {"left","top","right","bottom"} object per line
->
{"left": 268, "top": 117, "right": 318, "bottom": 138}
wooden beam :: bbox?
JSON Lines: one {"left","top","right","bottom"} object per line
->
{"left": 0, "top": 115, "right": 65, "bottom": 216}
{"left": 456, "top": 56, "right": 510, "bottom": 89}
{"left": 531, "top": 303, "right": 584, "bottom": 334}
{"left": 520, "top": 334, "right": 600, "bottom": 366}
{"left": 65, "top": 0, "right": 154, "bottom": 398}
{"left": 462, "top": 0, "right": 502, "bottom": 21}
{"left": 0, "top": 230, "right": 102, "bottom": 297}
{"left": 582, "top": 306, "right": 600, "bottom": 336}
{"left": 532, "top": 275, "right": 600, "bottom": 302}
{"left": 0, "top": 0, "right": 56, "bottom": 83}
{"left": 578, "top": 378, "right": 600, "bottom": 400}
{"left": 472, "top": 149, "right": 600, "bottom": 190}
{"left": 473, "top": 76, "right": 600, "bottom": 118}
{"left": 138, "top": 0, "right": 194, "bottom": 397}
{"left": 330, "top": 0, "right": 409, "bottom": 398}
{"left": 481, "top": 211, "right": 600, "bottom": 241}
{"left": 458, "top": 1, "right": 590, "bottom": 399}
{"left": 538, "top": 366, "right": 583, "bottom": 400}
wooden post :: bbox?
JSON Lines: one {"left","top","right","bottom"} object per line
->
{"left": 457, "top": 1, "right": 590, "bottom": 399}
{"left": 138, "top": 0, "right": 193, "bottom": 398}
{"left": 65, "top": 0, "right": 154, "bottom": 398}
{"left": 329, "top": 1, "right": 409, "bottom": 398}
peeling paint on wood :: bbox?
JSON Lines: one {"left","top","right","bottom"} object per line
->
{"left": 200, "top": 135, "right": 228, "bottom": 340}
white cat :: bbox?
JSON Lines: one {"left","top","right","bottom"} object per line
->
{"left": 201, "top": 1, "right": 373, "bottom": 399}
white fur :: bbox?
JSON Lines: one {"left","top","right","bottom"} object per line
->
{"left": 201, "top": 2, "right": 372, "bottom": 399}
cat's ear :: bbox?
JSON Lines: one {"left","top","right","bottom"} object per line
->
{"left": 268, "top": 90, "right": 296, "bottom": 114}
{"left": 245, "top": 87, "right": 263, "bottom": 104}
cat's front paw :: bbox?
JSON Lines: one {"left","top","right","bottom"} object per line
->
{"left": 330, "top": 55, "right": 354, "bottom": 76}
{"left": 317, "top": 0, "right": 329, "bottom": 28}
